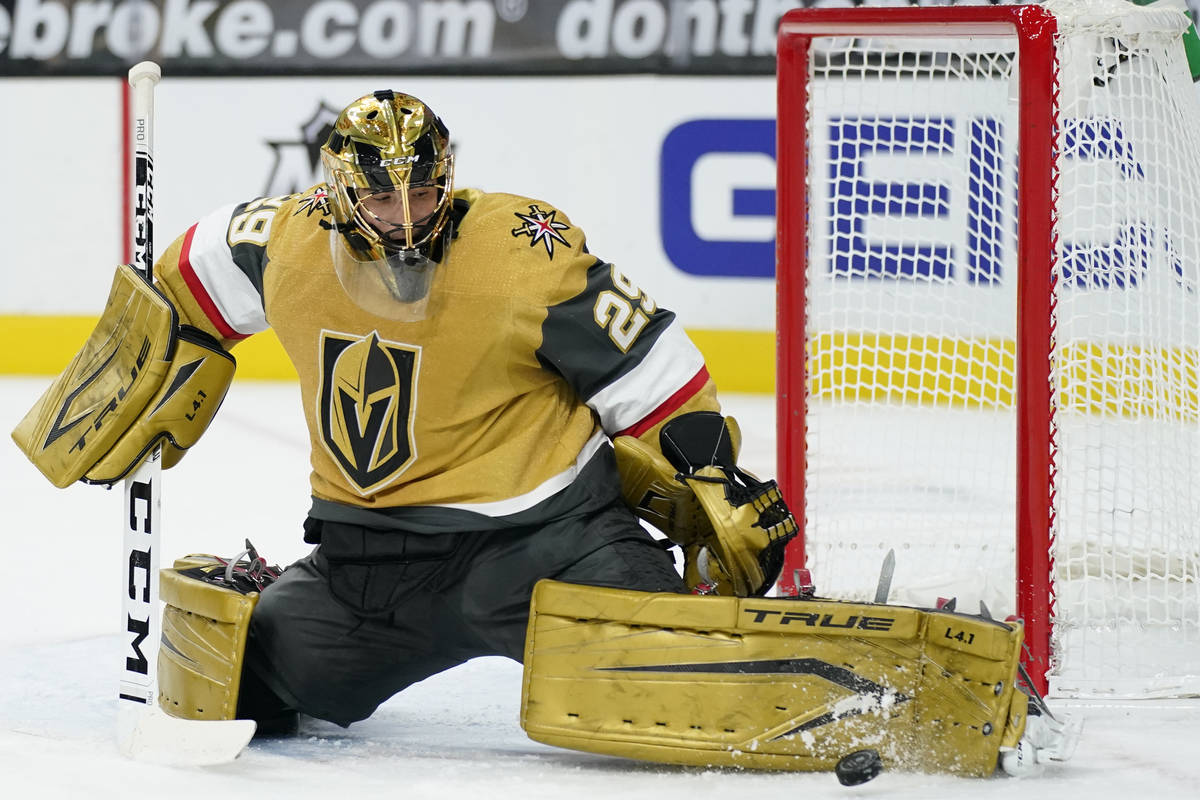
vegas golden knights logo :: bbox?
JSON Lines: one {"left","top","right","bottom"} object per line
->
{"left": 318, "top": 330, "right": 420, "bottom": 495}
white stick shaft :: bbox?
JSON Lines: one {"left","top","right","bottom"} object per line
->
{"left": 116, "top": 61, "right": 255, "bottom": 764}
{"left": 118, "top": 454, "right": 163, "bottom": 708}
{"left": 119, "top": 59, "right": 163, "bottom": 716}
{"left": 128, "top": 61, "right": 160, "bottom": 280}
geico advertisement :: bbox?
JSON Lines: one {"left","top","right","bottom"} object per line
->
{"left": 806, "top": 75, "right": 1198, "bottom": 342}
{"left": 807, "top": 75, "right": 1021, "bottom": 340}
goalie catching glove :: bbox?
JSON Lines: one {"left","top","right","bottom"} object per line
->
{"left": 614, "top": 411, "right": 797, "bottom": 596}
{"left": 11, "top": 264, "right": 234, "bottom": 487}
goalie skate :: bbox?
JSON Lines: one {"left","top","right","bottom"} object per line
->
{"left": 999, "top": 708, "right": 1082, "bottom": 777}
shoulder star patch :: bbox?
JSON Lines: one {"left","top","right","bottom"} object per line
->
{"left": 294, "top": 187, "right": 330, "bottom": 217}
{"left": 511, "top": 204, "right": 571, "bottom": 259}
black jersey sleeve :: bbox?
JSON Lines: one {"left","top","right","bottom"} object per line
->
{"left": 536, "top": 258, "right": 708, "bottom": 435}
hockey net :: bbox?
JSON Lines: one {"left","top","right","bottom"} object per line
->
{"left": 776, "top": 0, "right": 1200, "bottom": 698}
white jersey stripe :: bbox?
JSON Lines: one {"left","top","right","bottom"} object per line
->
{"left": 186, "top": 203, "right": 269, "bottom": 336}
{"left": 432, "top": 431, "right": 609, "bottom": 516}
{"left": 585, "top": 320, "right": 707, "bottom": 433}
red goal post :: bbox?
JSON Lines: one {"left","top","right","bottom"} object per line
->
{"left": 776, "top": 0, "right": 1200, "bottom": 698}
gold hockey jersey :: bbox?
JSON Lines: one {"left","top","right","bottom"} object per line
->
{"left": 153, "top": 186, "right": 718, "bottom": 530}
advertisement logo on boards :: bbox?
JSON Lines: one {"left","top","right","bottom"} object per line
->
{"left": 660, "top": 118, "right": 777, "bottom": 279}
{"left": 0, "top": 0, "right": 791, "bottom": 76}
{"left": 659, "top": 113, "right": 1187, "bottom": 288}
{"left": 263, "top": 101, "right": 340, "bottom": 196}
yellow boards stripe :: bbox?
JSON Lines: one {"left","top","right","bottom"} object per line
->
{"left": 1057, "top": 341, "right": 1199, "bottom": 421}
{"left": 0, "top": 316, "right": 101, "bottom": 377}
{"left": 685, "top": 329, "right": 777, "bottom": 394}
{"left": 807, "top": 332, "right": 1199, "bottom": 421}
{"left": 0, "top": 317, "right": 776, "bottom": 393}
{"left": 807, "top": 332, "right": 1017, "bottom": 409}
{"left": 7, "top": 317, "right": 1191, "bottom": 416}
{"left": 0, "top": 315, "right": 298, "bottom": 381}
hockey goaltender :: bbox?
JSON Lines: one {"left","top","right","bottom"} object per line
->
{"left": 13, "top": 90, "right": 1073, "bottom": 780}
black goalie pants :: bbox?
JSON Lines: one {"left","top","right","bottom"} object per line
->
{"left": 245, "top": 501, "right": 683, "bottom": 727}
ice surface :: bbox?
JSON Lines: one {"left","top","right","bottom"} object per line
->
{"left": 2, "top": 378, "right": 1197, "bottom": 798}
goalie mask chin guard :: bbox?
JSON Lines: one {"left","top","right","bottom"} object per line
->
{"left": 321, "top": 90, "right": 455, "bottom": 322}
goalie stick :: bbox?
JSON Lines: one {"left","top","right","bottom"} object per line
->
{"left": 116, "top": 61, "right": 255, "bottom": 765}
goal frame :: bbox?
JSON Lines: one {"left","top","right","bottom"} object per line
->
{"left": 775, "top": 4, "right": 1059, "bottom": 694}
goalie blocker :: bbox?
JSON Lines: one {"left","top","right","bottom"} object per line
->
{"left": 11, "top": 263, "right": 234, "bottom": 487}
{"left": 522, "top": 580, "right": 1037, "bottom": 777}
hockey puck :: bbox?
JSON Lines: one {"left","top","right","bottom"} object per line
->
{"left": 835, "top": 749, "right": 883, "bottom": 786}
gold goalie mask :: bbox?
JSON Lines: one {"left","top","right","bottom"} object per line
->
{"left": 321, "top": 90, "right": 456, "bottom": 322}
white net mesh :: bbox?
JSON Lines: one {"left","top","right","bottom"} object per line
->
{"left": 1049, "top": 0, "right": 1200, "bottom": 696}
{"left": 794, "top": 0, "right": 1200, "bottom": 697}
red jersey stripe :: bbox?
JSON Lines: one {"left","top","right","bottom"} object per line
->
{"left": 615, "top": 365, "right": 710, "bottom": 439}
{"left": 177, "top": 223, "right": 248, "bottom": 341}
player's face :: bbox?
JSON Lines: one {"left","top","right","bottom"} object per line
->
{"left": 359, "top": 186, "right": 439, "bottom": 234}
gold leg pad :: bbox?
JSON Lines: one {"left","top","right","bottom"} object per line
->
{"left": 157, "top": 561, "right": 260, "bottom": 721}
{"left": 521, "top": 580, "right": 1025, "bottom": 776}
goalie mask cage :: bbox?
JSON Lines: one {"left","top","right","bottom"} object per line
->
{"left": 776, "top": 0, "right": 1200, "bottom": 698}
